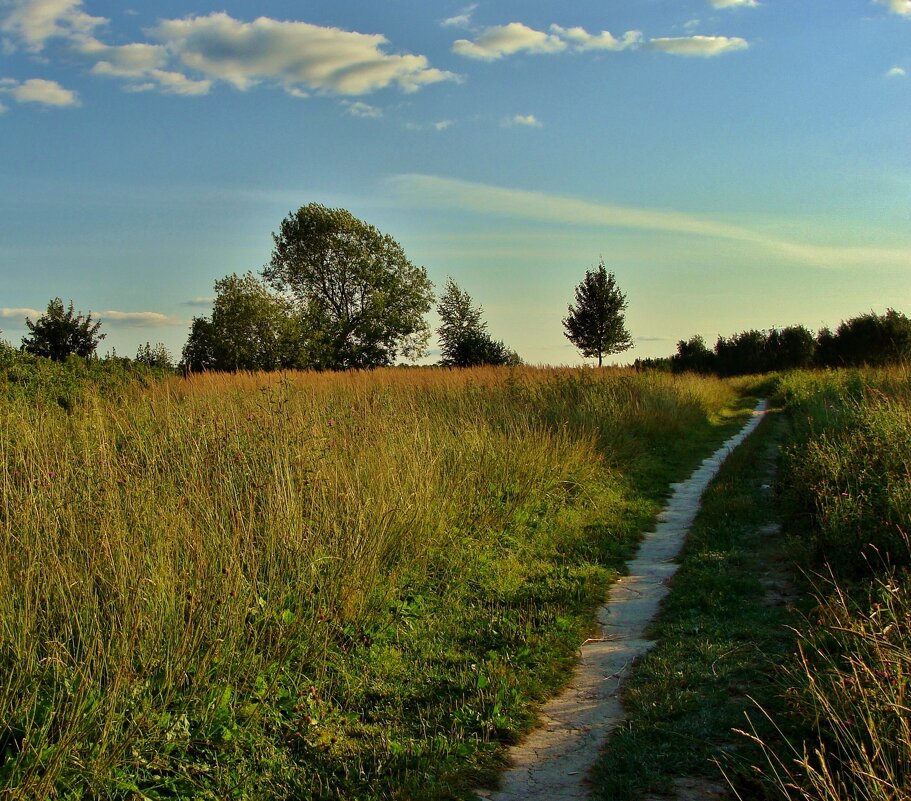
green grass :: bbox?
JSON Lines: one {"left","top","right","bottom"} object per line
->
{"left": 748, "top": 366, "right": 911, "bottom": 801}
{"left": 0, "top": 363, "right": 754, "bottom": 799}
{"left": 590, "top": 409, "right": 798, "bottom": 800}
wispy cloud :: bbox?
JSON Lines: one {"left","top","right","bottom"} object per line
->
{"left": 0, "top": 307, "right": 41, "bottom": 320}
{"left": 343, "top": 100, "right": 382, "bottom": 118}
{"left": 452, "top": 22, "right": 566, "bottom": 60}
{"left": 98, "top": 310, "right": 183, "bottom": 326}
{"left": 878, "top": 0, "right": 911, "bottom": 16}
{"left": 450, "top": 22, "right": 753, "bottom": 61}
{"left": 504, "top": 113, "right": 542, "bottom": 128}
{"left": 648, "top": 35, "right": 749, "bottom": 57}
{"left": 388, "top": 174, "right": 911, "bottom": 269}
{"left": 441, "top": 4, "right": 478, "bottom": 29}
{"left": 886, "top": 65, "right": 907, "bottom": 77}
{"left": 710, "top": 0, "right": 759, "bottom": 8}
{"left": 182, "top": 297, "right": 214, "bottom": 308}
{"left": 452, "top": 22, "right": 641, "bottom": 60}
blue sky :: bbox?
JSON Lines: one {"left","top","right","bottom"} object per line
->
{"left": 1, "top": 0, "right": 909, "bottom": 364}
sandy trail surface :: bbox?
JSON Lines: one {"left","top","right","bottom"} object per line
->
{"left": 475, "top": 401, "right": 769, "bottom": 801}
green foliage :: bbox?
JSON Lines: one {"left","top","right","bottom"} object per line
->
{"left": 826, "top": 308, "right": 911, "bottom": 367}
{"left": 134, "top": 341, "right": 173, "bottom": 369}
{"left": 182, "top": 272, "right": 303, "bottom": 372}
{"left": 671, "top": 334, "right": 714, "bottom": 374}
{"left": 263, "top": 203, "right": 434, "bottom": 369}
{"left": 437, "top": 278, "right": 521, "bottom": 367}
{"left": 21, "top": 298, "right": 105, "bottom": 361}
{"left": 668, "top": 310, "right": 909, "bottom": 376}
{"left": 562, "top": 260, "right": 633, "bottom": 367}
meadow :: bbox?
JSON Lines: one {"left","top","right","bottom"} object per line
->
{"left": 755, "top": 367, "right": 911, "bottom": 801}
{"left": 0, "top": 360, "right": 745, "bottom": 799}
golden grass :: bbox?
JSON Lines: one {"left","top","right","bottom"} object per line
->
{"left": 0, "top": 365, "right": 737, "bottom": 796}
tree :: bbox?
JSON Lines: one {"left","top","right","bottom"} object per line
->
{"left": 562, "top": 260, "right": 632, "bottom": 366}
{"left": 135, "top": 342, "right": 173, "bottom": 369}
{"left": 182, "top": 273, "right": 303, "bottom": 372}
{"left": 437, "top": 278, "right": 520, "bottom": 367}
{"left": 22, "top": 298, "right": 105, "bottom": 361}
{"left": 765, "top": 325, "right": 816, "bottom": 371}
{"left": 671, "top": 335, "right": 715, "bottom": 374}
{"left": 262, "top": 203, "right": 434, "bottom": 370}
{"left": 830, "top": 309, "right": 911, "bottom": 367}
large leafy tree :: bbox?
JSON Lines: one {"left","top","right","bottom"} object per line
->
{"left": 22, "top": 298, "right": 105, "bottom": 361}
{"left": 436, "top": 278, "right": 520, "bottom": 367}
{"left": 182, "top": 273, "right": 303, "bottom": 372}
{"left": 263, "top": 203, "right": 433, "bottom": 370}
{"left": 562, "top": 260, "right": 632, "bottom": 367}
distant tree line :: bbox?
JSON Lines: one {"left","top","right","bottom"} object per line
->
{"left": 635, "top": 309, "right": 911, "bottom": 375}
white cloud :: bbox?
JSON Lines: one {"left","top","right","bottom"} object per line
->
{"left": 0, "top": 77, "right": 79, "bottom": 106}
{"left": 878, "top": 0, "right": 911, "bottom": 16}
{"left": 887, "top": 65, "right": 907, "bottom": 77}
{"left": 710, "top": 0, "right": 759, "bottom": 8}
{"left": 648, "top": 35, "right": 749, "bottom": 57}
{"left": 98, "top": 310, "right": 183, "bottom": 326}
{"left": 389, "top": 174, "right": 911, "bottom": 269}
{"left": 549, "top": 25, "right": 642, "bottom": 51}
{"left": 0, "top": 101, "right": 6, "bottom": 112}
{"left": 452, "top": 21, "right": 643, "bottom": 60}
{"left": 344, "top": 100, "right": 382, "bottom": 118}
{"left": 452, "top": 22, "right": 566, "bottom": 60}
{"left": 0, "top": 0, "right": 104, "bottom": 51}
{"left": 0, "top": 307, "right": 41, "bottom": 319}
{"left": 433, "top": 119, "right": 453, "bottom": 130}
{"left": 505, "top": 113, "right": 542, "bottom": 127}
{"left": 152, "top": 13, "right": 457, "bottom": 96}
{"left": 182, "top": 297, "right": 214, "bottom": 308}
{"left": 441, "top": 4, "right": 477, "bottom": 29}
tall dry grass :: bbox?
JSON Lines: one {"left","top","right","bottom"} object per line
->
{"left": 749, "top": 366, "right": 911, "bottom": 801}
{"left": 0, "top": 365, "right": 736, "bottom": 797}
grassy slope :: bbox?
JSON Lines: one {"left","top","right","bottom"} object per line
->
{"left": 0, "top": 364, "right": 753, "bottom": 799}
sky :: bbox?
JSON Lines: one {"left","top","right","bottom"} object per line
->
{"left": 1, "top": 0, "right": 909, "bottom": 365}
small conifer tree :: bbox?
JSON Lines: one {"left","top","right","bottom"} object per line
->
{"left": 562, "top": 260, "right": 632, "bottom": 366}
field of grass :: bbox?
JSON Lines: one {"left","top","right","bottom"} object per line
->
{"left": 752, "top": 367, "right": 911, "bottom": 801}
{"left": 0, "top": 362, "right": 750, "bottom": 799}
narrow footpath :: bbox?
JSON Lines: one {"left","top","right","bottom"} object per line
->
{"left": 475, "top": 400, "right": 769, "bottom": 801}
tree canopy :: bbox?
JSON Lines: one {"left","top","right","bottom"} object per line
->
{"left": 22, "top": 298, "right": 105, "bottom": 361}
{"left": 182, "top": 273, "right": 302, "bottom": 372}
{"left": 562, "top": 260, "right": 632, "bottom": 367}
{"left": 436, "top": 278, "right": 520, "bottom": 367}
{"left": 263, "top": 203, "right": 433, "bottom": 370}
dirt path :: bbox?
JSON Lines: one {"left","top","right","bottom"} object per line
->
{"left": 474, "top": 401, "right": 769, "bottom": 801}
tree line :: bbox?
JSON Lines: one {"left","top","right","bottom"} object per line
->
{"left": 635, "top": 309, "right": 911, "bottom": 376}
{"left": 6, "top": 204, "right": 633, "bottom": 372}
